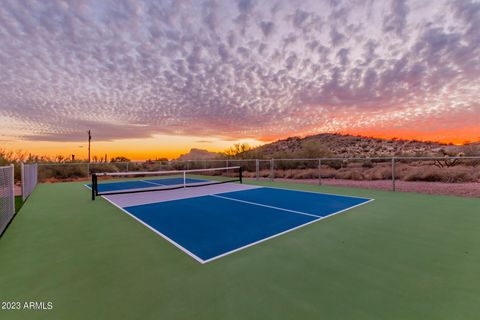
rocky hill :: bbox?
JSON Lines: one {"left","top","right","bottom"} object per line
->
{"left": 242, "top": 133, "right": 474, "bottom": 159}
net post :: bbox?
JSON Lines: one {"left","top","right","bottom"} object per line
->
{"left": 318, "top": 159, "right": 322, "bottom": 185}
{"left": 256, "top": 159, "right": 259, "bottom": 180}
{"left": 239, "top": 166, "right": 243, "bottom": 184}
{"left": 391, "top": 157, "right": 396, "bottom": 192}
{"left": 10, "top": 164, "right": 15, "bottom": 214}
{"left": 92, "top": 174, "right": 97, "bottom": 200}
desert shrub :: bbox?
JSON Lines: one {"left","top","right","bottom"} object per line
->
{"left": 89, "top": 163, "right": 120, "bottom": 174}
{"left": 403, "top": 166, "right": 476, "bottom": 183}
{"left": 274, "top": 160, "right": 295, "bottom": 170}
{"left": 324, "top": 160, "right": 343, "bottom": 170}
{"left": 463, "top": 144, "right": 480, "bottom": 156}
{"left": 283, "top": 170, "right": 296, "bottom": 179}
{"left": 273, "top": 170, "right": 286, "bottom": 178}
{"left": 402, "top": 167, "right": 430, "bottom": 182}
{"left": 292, "top": 169, "right": 318, "bottom": 179}
{"left": 319, "top": 168, "right": 337, "bottom": 179}
{"left": 259, "top": 169, "right": 270, "bottom": 178}
{"left": 404, "top": 168, "right": 443, "bottom": 182}
{"left": 274, "top": 159, "right": 317, "bottom": 170}
{"left": 38, "top": 164, "right": 90, "bottom": 182}
{"left": 362, "top": 159, "right": 374, "bottom": 168}
{"left": 446, "top": 170, "right": 471, "bottom": 183}
{"left": 335, "top": 169, "right": 364, "bottom": 180}
{"left": 170, "top": 161, "right": 187, "bottom": 170}
{"left": 364, "top": 166, "right": 392, "bottom": 180}
{"left": 242, "top": 170, "right": 256, "bottom": 178}
{"left": 464, "top": 159, "right": 480, "bottom": 167}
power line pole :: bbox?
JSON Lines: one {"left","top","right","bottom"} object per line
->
{"left": 88, "top": 130, "right": 92, "bottom": 163}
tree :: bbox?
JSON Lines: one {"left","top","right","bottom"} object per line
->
{"left": 224, "top": 143, "right": 253, "bottom": 159}
{"left": 110, "top": 156, "right": 131, "bottom": 162}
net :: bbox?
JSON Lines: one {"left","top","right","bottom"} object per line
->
{"left": 21, "top": 163, "right": 38, "bottom": 201}
{"left": 0, "top": 165, "right": 15, "bottom": 236}
{"left": 91, "top": 166, "right": 243, "bottom": 200}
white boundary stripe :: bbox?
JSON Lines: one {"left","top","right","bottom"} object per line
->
{"left": 210, "top": 194, "right": 322, "bottom": 218}
{"left": 101, "top": 195, "right": 207, "bottom": 264}
{"left": 202, "top": 198, "right": 375, "bottom": 264}
{"left": 141, "top": 180, "right": 166, "bottom": 186}
{"left": 246, "top": 183, "right": 373, "bottom": 201}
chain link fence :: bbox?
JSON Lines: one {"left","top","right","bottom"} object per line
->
{"left": 0, "top": 165, "right": 15, "bottom": 236}
{"left": 21, "top": 163, "right": 38, "bottom": 201}
{"left": 35, "top": 156, "right": 480, "bottom": 197}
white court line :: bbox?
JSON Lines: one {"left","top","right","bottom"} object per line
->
{"left": 245, "top": 183, "right": 373, "bottom": 201}
{"left": 210, "top": 194, "right": 322, "bottom": 218}
{"left": 203, "top": 198, "right": 375, "bottom": 264}
{"left": 141, "top": 180, "right": 166, "bottom": 186}
{"left": 101, "top": 195, "right": 206, "bottom": 264}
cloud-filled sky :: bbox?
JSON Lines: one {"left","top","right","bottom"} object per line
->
{"left": 0, "top": 0, "right": 479, "bottom": 158}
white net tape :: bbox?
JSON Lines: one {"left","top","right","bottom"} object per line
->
{"left": 22, "top": 163, "right": 38, "bottom": 201}
{"left": 0, "top": 165, "right": 15, "bottom": 236}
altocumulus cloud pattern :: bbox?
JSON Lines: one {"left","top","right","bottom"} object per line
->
{"left": 0, "top": 0, "right": 479, "bottom": 142}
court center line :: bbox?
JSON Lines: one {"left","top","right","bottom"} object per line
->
{"left": 141, "top": 180, "right": 166, "bottom": 186}
{"left": 210, "top": 194, "right": 322, "bottom": 218}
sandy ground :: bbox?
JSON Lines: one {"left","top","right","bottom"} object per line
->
{"left": 264, "top": 178, "right": 480, "bottom": 198}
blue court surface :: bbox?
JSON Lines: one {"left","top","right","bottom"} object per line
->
{"left": 105, "top": 186, "right": 373, "bottom": 263}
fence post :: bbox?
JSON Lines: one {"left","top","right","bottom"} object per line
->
{"left": 10, "top": 164, "right": 15, "bottom": 214}
{"left": 256, "top": 159, "right": 259, "bottom": 180}
{"left": 392, "top": 157, "right": 396, "bottom": 192}
{"left": 318, "top": 159, "right": 322, "bottom": 185}
{"left": 226, "top": 159, "right": 229, "bottom": 168}
{"left": 126, "top": 162, "right": 129, "bottom": 172}
{"left": 21, "top": 162, "right": 24, "bottom": 201}
{"left": 270, "top": 158, "right": 274, "bottom": 181}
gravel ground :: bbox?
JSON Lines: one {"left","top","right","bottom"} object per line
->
{"left": 270, "top": 178, "right": 480, "bottom": 198}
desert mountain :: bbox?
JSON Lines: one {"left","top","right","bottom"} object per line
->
{"left": 177, "top": 148, "right": 223, "bottom": 160}
{"left": 241, "top": 134, "right": 476, "bottom": 159}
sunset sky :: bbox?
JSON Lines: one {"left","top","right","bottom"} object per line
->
{"left": 0, "top": 0, "right": 479, "bottom": 160}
